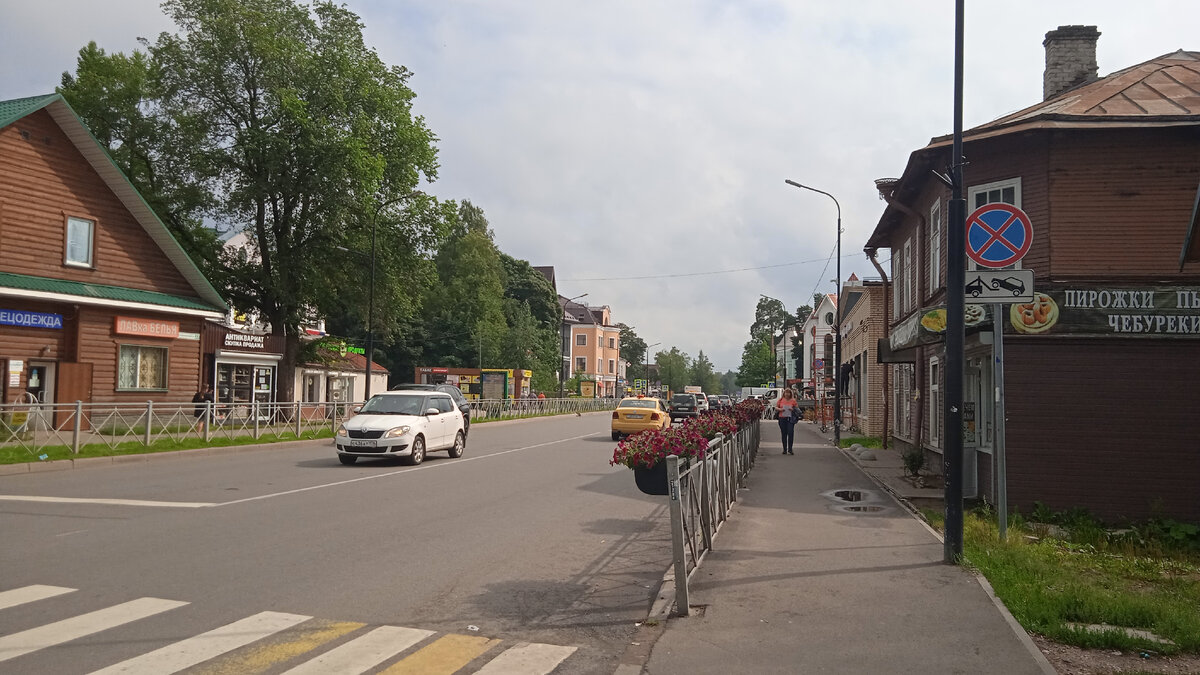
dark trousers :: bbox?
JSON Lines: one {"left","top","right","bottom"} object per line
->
{"left": 778, "top": 417, "right": 795, "bottom": 452}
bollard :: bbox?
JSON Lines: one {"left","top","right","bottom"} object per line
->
{"left": 72, "top": 400, "right": 82, "bottom": 454}
{"left": 253, "top": 401, "right": 260, "bottom": 439}
{"left": 144, "top": 400, "right": 153, "bottom": 446}
{"left": 667, "top": 454, "right": 690, "bottom": 616}
{"left": 294, "top": 401, "right": 301, "bottom": 437}
{"left": 204, "top": 400, "right": 213, "bottom": 443}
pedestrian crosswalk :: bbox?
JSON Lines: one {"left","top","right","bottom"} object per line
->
{"left": 0, "top": 585, "right": 577, "bottom": 674}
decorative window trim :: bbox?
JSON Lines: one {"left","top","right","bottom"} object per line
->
{"left": 929, "top": 200, "right": 942, "bottom": 293}
{"left": 575, "top": 333, "right": 586, "bottom": 346}
{"left": 116, "top": 343, "right": 169, "bottom": 391}
{"left": 608, "top": 359, "right": 615, "bottom": 374}
{"left": 575, "top": 356, "right": 587, "bottom": 373}
{"left": 65, "top": 215, "right": 95, "bottom": 268}
{"left": 929, "top": 357, "right": 941, "bottom": 448}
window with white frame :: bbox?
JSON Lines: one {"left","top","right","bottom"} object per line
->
{"left": 117, "top": 345, "right": 167, "bottom": 390}
{"left": 575, "top": 357, "right": 587, "bottom": 372}
{"left": 968, "top": 178, "right": 1023, "bottom": 271}
{"left": 597, "top": 358, "right": 602, "bottom": 373}
{"left": 929, "top": 358, "right": 941, "bottom": 447}
{"left": 903, "top": 238, "right": 913, "bottom": 313}
{"left": 608, "top": 337, "right": 615, "bottom": 349}
{"left": 576, "top": 334, "right": 586, "bottom": 346}
{"left": 892, "top": 252, "right": 900, "bottom": 320}
{"left": 929, "top": 200, "right": 942, "bottom": 292}
{"left": 608, "top": 359, "right": 615, "bottom": 374}
{"left": 65, "top": 216, "right": 94, "bottom": 267}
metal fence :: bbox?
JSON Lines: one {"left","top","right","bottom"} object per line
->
{"left": 0, "top": 397, "right": 614, "bottom": 461}
{"left": 665, "top": 420, "right": 761, "bottom": 616}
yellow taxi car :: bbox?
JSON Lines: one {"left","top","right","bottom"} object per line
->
{"left": 611, "top": 396, "right": 670, "bottom": 440}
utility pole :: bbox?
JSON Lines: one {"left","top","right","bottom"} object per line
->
{"left": 943, "top": 0, "right": 967, "bottom": 563}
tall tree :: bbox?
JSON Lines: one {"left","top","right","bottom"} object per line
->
{"left": 61, "top": 0, "right": 448, "bottom": 402}
{"left": 655, "top": 347, "right": 690, "bottom": 394}
{"left": 737, "top": 339, "right": 776, "bottom": 387}
{"left": 750, "top": 296, "right": 791, "bottom": 344}
{"left": 689, "top": 350, "right": 719, "bottom": 393}
{"left": 617, "top": 323, "right": 647, "bottom": 381}
{"left": 719, "top": 370, "right": 738, "bottom": 395}
{"left": 498, "top": 252, "right": 561, "bottom": 392}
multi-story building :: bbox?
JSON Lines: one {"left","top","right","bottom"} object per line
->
{"left": 864, "top": 27, "right": 1200, "bottom": 521}
{"left": 562, "top": 300, "right": 622, "bottom": 397}
{"left": 838, "top": 276, "right": 887, "bottom": 436}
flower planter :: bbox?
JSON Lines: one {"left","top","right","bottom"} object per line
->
{"left": 634, "top": 462, "right": 669, "bottom": 495}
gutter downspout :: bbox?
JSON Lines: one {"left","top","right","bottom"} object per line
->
{"left": 878, "top": 186, "right": 928, "bottom": 453}
{"left": 867, "top": 249, "right": 890, "bottom": 449}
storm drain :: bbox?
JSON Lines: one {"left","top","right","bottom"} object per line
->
{"left": 821, "top": 488, "right": 889, "bottom": 515}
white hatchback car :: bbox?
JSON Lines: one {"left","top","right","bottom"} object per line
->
{"left": 335, "top": 391, "right": 465, "bottom": 466}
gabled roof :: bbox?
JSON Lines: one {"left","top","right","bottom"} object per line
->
{"left": 0, "top": 93, "right": 226, "bottom": 313}
{"left": 867, "top": 50, "right": 1200, "bottom": 250}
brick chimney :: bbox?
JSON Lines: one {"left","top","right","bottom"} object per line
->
{"left": 1043, "top": 25, "right": 1101, "bottom": 101}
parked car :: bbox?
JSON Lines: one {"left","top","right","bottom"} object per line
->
{"left": 611, "top": 396, "right": 671, "bottom": 440}
{"left": 335, "top": 391, "right": 465, "bottom": 466}
{"left": 390, "top": 383, "right": 470, "bottom": 436}
{"left": 669, "top": 393, "right": 700, "bottom": 421}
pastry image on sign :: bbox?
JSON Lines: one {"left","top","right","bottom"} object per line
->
{"left": 964, "top": 304, "right": 986, "bottom": 326}
{"left": 1010, "top": 292, "right": 1059, "bottom": 334}
{"left": 921, "top": 309, "right": 947, "bottom": 333}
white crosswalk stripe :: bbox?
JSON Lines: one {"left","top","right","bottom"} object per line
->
{"left": 0, "top": 585, "right": 579, "bottom": 674}
{"left": 0, "top": 597, "right": 188, "bottom": 664}
{"left": 0, "top": 584, "right": 75, "bottom": 611}
{"left": 89, "top": 611, "right": 311, "bottom": 674}
{"left": 280, "top": 625, "right": 434, "bottom": 674}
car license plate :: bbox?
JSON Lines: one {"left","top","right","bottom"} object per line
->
{"left": 349, "top": 439, "right": 376, "bottom": 448}
{"left": 626, "top": 414, "right": 643, "bottom": 419}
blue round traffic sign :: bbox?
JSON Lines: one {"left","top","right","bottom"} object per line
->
{"left": 965, "top": 203, "right": 1033, "bottom": 268}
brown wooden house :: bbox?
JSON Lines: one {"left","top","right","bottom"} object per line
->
{"left": 863, "top": 27, "right": 1200, "bottom": 522}
{"left": 0, "top": 94, "right": 226, "bottom": 411}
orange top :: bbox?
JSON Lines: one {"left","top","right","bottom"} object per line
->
{"left": 777, "top": 397, "right": 799, "bottom": 415}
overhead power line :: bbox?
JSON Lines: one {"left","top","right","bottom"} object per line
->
{"left": 562, "top": 254, "right": 863, "bottom": 282}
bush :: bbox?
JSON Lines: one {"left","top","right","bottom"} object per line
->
{"left": 902, "top": 447, "right": 926, "bottom": 477}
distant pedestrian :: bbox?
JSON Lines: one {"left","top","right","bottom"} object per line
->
{"left": 776, "top": 388, "right": 800, "bottom": 454}
{"left": 192, "top": 384, "right": 214, "bottom": 433}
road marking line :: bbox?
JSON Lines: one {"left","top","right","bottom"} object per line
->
{"left": 0, "top": 585, "right": 75, "bottom": 611}
{"left": 89, "top": 611, "right": 312, "bottom": 674}
{"left": 473, "top": 642, "right": 577, "bottom": 674}
{"left": 379, "top": 633, "right": 501, "bottom": 674}
{"left": 280, "top": 625, "right": 433, "bottom": 674}
{"left": 215, "top": 432, "right": 601, "bottom": 507}
{"left": 187, "top": 619, "right": 364, "bottom": 675}
{"left": 0, "top": 495, "right": 216, "bottom": 508}
{"left": 0, "top": 597, "right": 188, "bottom": 664}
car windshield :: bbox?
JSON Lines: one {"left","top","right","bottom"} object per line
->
{"left": 671, "top": 395, "right": 694, "bottom": 404}
{"left": 359, "top": 395, "right": 425, "bottom": 415}
{"left": 620, "top": 399, "right": 657, "bottom": 409}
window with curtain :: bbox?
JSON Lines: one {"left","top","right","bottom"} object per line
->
{"left": 66, "top": 216, "right": 94, "bottom": 266}
{"left": 118, "top": 345, "right": 167, "bottom": 390}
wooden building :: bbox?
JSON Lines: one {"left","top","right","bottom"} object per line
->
{"left": 863, "top": 28, "right": 1200, "bottom": 521}
{"left": 0, "top": 94, "right": 226, "bottom": 410}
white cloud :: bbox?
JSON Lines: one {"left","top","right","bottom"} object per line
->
{"left": 6, "top": 0, "right": 1197, "bottom": 371}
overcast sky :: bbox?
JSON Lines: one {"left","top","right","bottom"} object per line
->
{"left": 3, "top": 2, "right": 1196, "bottom": 371}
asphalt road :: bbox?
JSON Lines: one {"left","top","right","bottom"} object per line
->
{"left": 0, "top": 412, "right": 671, "bottom": 674}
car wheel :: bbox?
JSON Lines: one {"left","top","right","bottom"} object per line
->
{"left": 612, "top": 431, "right": 621, "bottom": 441}
{"left": 402, "top": 436, "right": 425, "bottom": 466}
{"left": 338, "top": 454, "right": 357, "bottom": 466}
{"left": 447, "top": 431, "right": 465, "bottom": 458}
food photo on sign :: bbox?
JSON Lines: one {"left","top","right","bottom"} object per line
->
{"left": 1003, "top": 284, "right": 1200, "bottom": 337}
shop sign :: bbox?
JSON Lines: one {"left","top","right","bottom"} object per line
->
{"left": 223, "top": 332, "right": 267, "bottom": 350}
{"left": 115, "top": 316, "right": 179, "bottom": 338}
{"left": 1004, "top": 283, "right": 1200, "bottom": 337}
{"left": 431, "top": 367, "right": 449, "bottom": 373}
{"left": 0, "top": 309, "right": 63, "bottom": 329}
{"left": 178, "top": 331, "right": 201, "bottom": 341}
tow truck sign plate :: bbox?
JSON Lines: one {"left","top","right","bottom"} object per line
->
{"left": 964, "top": 270, "right": 1035, "bottom": 303}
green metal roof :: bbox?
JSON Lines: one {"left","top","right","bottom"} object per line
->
{"left": 0, "top": 94, "right": 58, "bottom": 129}
{"left": 0, "top": 271, "right": 224, "bottom": 313}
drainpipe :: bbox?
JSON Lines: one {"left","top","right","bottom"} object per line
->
{"left": 867, "top": 249, "right": 890, "bottom": 449}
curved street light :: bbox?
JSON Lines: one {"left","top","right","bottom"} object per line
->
{"left": 785, "top": 179, "right": 843, "bottom": 445}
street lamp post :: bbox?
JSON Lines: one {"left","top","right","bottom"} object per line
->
{"left": 785, "top": 179, "right": 842, "bottom": 445}
{"left": 559, "top": 293, "right": 588, "bottom": 398}
{"left": 645, "top": 342, "right": 660, "bottom": 396}
{"left": 362, "top": 193, "right": 415, "bottom": 401}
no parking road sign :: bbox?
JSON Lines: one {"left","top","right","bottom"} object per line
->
{"left": 966, "top": 203, "right": 1033, "bottom": 268}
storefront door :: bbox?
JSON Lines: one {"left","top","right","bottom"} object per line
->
{"left": 25, "top": 362, "right": 55, "bottom": 430}
{"left": 964, "top": 354, "right": 994, "bottom": 498}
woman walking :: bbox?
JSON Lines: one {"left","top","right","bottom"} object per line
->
{"left": 776, "top": 388, "right": 800, "bottom": 454}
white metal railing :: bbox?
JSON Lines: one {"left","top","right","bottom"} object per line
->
{"left": 665, "top": 420, "right": 761, "bottom": 615}
{"left": 0, "top": 398, "right": 613, "bottom": 462}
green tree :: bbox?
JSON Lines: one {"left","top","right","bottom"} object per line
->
{"left": 689, "top": 350, "right": 720, "bottom": 393}
{"left": 751, "top": 296, "right": 791, "bottom": 344}
{"left": 791, "top": 303, "right": 814, "bottom": 379}
{"left": 61, "top": 0, "right": 448, "bottom": 401}
{"left": 656, "top": 347, "right": 690, "bottom": 394}
{"left": 737, "top": 339, "right": 776, "bottom": 387}
{"left": 617, "top": 324, "right": 647, "bottom": 381}
{"left": 719, "top": 370, "right": 738, "bottom": 395}
{"left": 498, "top": 253, "right": 561, "bottom": 393}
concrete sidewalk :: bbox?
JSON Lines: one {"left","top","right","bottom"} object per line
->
{"left": 636, "top": 420, "right": 1055, "bottom": 674}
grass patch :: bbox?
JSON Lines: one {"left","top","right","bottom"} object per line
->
{"left": 922, "top": 506, "right": 1200, "bottom": 654}
{"left": 0, "top": 430, "right": 335, "bottom": 465}
{"left": 837, "top": 435, "right": 883, "bottom": 449}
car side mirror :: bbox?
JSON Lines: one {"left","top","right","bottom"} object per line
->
{"left": 426, "top": 408, "right": 440, "bottom": 416}
{"left": 351, "top": 406, "right": 362, "bottom": 414}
